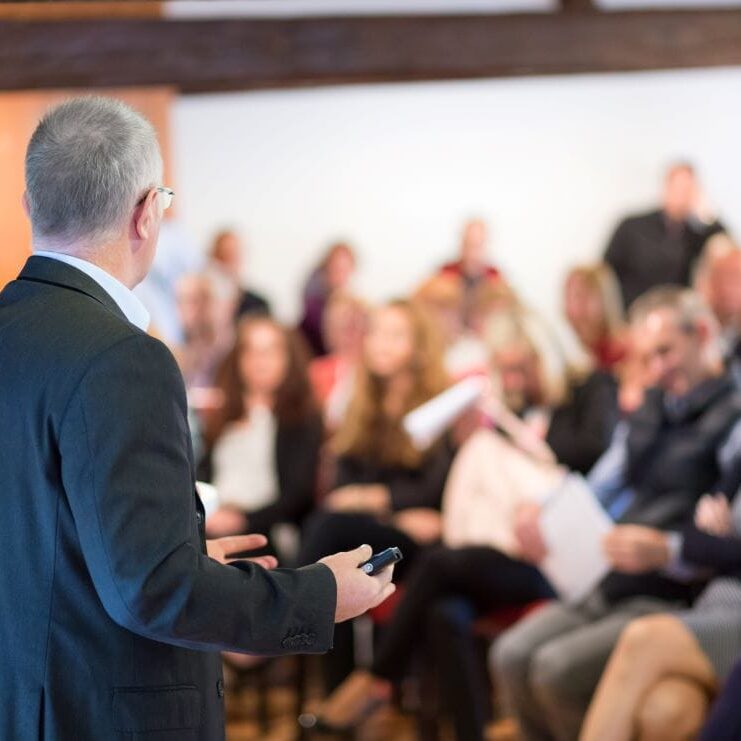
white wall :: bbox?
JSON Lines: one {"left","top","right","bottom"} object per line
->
{"left": 172, "top": 67, "right": 741, "bottom": 327}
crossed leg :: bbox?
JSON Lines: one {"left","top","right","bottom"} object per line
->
{"left": 580, "top": 614, "right": 717, "bottom": 741}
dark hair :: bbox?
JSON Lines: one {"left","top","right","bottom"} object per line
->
{"left": 204, "top": 316, "right": 318, "bottom": 446}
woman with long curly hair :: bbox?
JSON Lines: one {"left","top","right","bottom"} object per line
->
{"left": 298, "top": 298, "right": 455, "bottom": 691}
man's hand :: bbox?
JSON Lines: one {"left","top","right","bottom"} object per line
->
{"left": 319, "top": 544, "right": 396, "bottom": 623}
{"left": 323, "top": 485, "right": 391, "bottom": 515}
{"left": 603, "top": 525, "right": 670, "bottom": 574}
{"left": 695, "top": 493, "right": 733, "bottom": 537}
{"left": 513, "top": 503, "right": 548, "bottom": 564}
{"left": 206, "top": 534, "right": 277, "bottom": 570}
{"left": 206, "top": 506, "right": 247, "bottom": 538}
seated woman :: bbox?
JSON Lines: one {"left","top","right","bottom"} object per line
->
{"left": 580, "top": 489, "right": 741, "bottom": 741}
{"left": 564, "top": 263, "right": 628, "bottom": 373}
{"left": 314, "top": 309, "right": 618, "bottom": 738}
{"left": 203, "top": 316, "right": 323, "bottom": 556}
{"left": 298, "top": 299, "right": 453, "bottom": 691}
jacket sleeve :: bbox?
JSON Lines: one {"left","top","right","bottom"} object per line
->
{"left": 247, "top": 415, "right": 323, "bottom": 534}
{"left": 681, "top": 525, "right": 741, "bottom": 574}
{"left": 547, "top": 372, "right": 618, "bottom": 475}
{"left": 58, "top": 333, "right": 336, "bottom": 655}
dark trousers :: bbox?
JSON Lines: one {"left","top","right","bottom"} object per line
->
{"left": 700, "top": 659, "right": 741, "bottom": 741}
{"left": 372, "top": 545, "right": 555, "bottom": 741}
{"left": 298, "top": 510, "right": 422, "bottom": 692}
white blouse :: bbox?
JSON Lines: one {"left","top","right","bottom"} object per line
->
{"left": 212, "top": 406, "right": 279, "bottom": 512}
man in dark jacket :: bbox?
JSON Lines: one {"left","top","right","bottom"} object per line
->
{"left": 0, "top": 97, "right": 395, "bottom": 741}
{"left": 604, "top": 163, "right": 724, "bottom": 310}
{"left": 492, "top": 286, "right": 741, "bottom": 741}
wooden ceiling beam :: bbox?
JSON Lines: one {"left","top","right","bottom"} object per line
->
{"left": 1, "top": 10, "right": 741, "bottom": 93}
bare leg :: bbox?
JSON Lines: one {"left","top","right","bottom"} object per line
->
{"left": 580, "top": 615, "right": 717, "bottom": 741}
{"left": 637, "top": 676, "right": 710, "bottom": 741}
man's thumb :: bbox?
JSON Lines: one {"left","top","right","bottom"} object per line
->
{"left": 353, "top": 543, "right": 373, "bottom": 566}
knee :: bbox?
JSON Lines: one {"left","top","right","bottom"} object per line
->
{"left": 529, "top": 642, "right": 573, "bottom": 703}
{"left": 637, "top": 680, "right": 707, "bottom": 740}
{"left": 618, "top": 615, "right": 683, "bottom": 665}
{"left": 490, "top": 626, "right": 533, "bottom": 685}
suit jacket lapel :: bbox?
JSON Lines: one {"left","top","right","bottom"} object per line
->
{"left": 16, "top": 255, "right": 129, "bottom": 324}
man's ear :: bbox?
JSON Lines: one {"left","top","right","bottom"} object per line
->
{"left": 131, "top": 189, "right": 158, "bottom": 248}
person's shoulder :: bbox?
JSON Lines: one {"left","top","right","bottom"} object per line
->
{"left": 617, "top": 209, "right": 661, "bottom": 230}
{"left": 88, "top": 328, "right": 179, "bottom": 377}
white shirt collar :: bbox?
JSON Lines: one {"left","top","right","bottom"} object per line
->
{"left": 34, "top": 251, "right": 150, "bottom": 332}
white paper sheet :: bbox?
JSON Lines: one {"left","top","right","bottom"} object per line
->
{"left": 539, "top": 474, "right": 613, "bottom": 604}
{"left": 402, "top": 376, "right": 486, "bottom": 449}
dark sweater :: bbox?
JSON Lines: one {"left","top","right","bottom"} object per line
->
{"left": 547, "top": 370, "right": 618, "bottom": 475}
{"left": 604, "top": 209, "right": 724, "bottom": 309}
{"left": 334, "top": 438, "right": 456, "bottom": 512}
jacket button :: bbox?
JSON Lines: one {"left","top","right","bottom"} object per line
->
{"left": 216, "top": 679, "right": 224, "bottom": 698}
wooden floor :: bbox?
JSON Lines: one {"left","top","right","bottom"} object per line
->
{"left": 224, "top": 658, "right": 519, "bottom": 741}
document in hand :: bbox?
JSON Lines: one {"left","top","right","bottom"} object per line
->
{"left": 403, "top": 376, "right": 486, "bottom": 449}
{"left": 539, "top": 474, "right": 614, "bottom": 604}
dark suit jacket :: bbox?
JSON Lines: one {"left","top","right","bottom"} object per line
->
{"left": 0, "top": 256, "right": 336, "bottom": 741}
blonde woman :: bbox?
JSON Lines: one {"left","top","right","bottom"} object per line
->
{"left": 298, "top": 299, "right": 454, "bottom": 691}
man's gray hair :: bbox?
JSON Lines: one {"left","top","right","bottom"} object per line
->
{"left": 629, "top": 285, "right": 718, "bottom": 335}
{"left": 25, "top": 96, "right": 163, "bottom": 250}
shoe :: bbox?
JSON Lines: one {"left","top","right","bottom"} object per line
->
{"left": 300, "top": 670, "right": 391, "bottom": 732}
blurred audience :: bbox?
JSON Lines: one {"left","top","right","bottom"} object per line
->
{"left": 309, "top": 292, "right": 369, "bottom": 429}
{"left": 604, "top": 163, "right": 725, "bottom": 310}
{"left": 122, "top": 165, "right": 741, "bottom": 738}
{"left": 298, "top": 299, "right": 453, "bottom": 692}
{"left": 492, "top": 286, "right": 741, "bottom": 741}
{"left": 202, "top": 317, "right": 323, "bottom": 557}
{"left": 208, "top": 229, "right": 271, "bottom": 319}
{"left": 299, "top": 242, "right": 356, "bottom": 356}
{"left": 313, "top": 308, "right": 617, "bottom": 738}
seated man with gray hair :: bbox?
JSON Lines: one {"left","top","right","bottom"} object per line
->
{"left": 0, "top": 96, "right": 395, "bottom": 741}
{"left": 491, "top": 286, "right": 741, "bottom": 741}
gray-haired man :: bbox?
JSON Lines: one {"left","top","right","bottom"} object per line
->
{"left": 0, "top": 97, "right": 394, "bottom": 741}
{"left": 492, "top": 286, "right": 741, "bottom": 740}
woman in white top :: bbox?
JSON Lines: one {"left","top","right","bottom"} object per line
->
{"left": 203, "top": 316, "right": 323, "bottom": 551}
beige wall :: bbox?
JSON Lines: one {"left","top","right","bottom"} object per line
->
{"left": 0, "top": 87, "right": 174, "bottom": 288}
